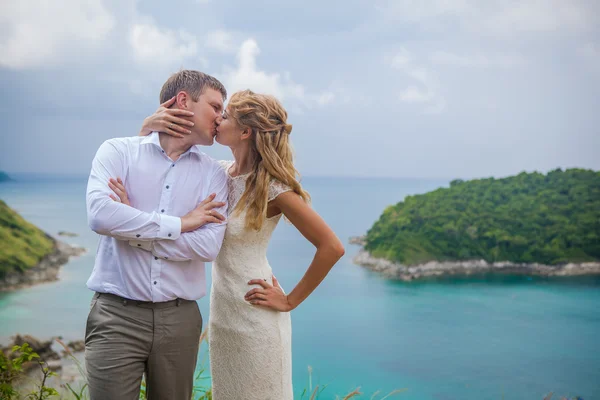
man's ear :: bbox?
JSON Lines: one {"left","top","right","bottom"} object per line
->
{"left": 176, "top": 91, "right": 189, "bottom": 109}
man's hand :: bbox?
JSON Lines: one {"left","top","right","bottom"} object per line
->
{"left": 181, "top": 193, "right": 226, "bottom": 232}
{"left": 108, "top": 178, "right": 130, "bottom": 206}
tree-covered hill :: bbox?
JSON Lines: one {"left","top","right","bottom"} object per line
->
{"left": 0, "top": 171, "right": 11, "bottom": 182}
{"left": 364, "top": 169, "right": 600, "bottom": 265}
{"left": 0, "top": 200, "right": 55, "bottom": 278}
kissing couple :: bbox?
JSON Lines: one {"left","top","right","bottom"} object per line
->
{"left": 84, "top": 70, "right": 345, "bottom": 400}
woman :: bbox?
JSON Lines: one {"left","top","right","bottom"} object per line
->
{"left": 111, "top": 90, "right": 345, "bottom": 399}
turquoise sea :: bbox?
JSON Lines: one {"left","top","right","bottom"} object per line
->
{"left": 1, "top": 174, "right": 599, "bottom": 399}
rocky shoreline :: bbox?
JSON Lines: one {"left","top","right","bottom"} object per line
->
{"left": 350, "top": 237, "right": 600, "bottom": 281}
{"left": 0, "top": 238, "right": 86, "bottom": 292}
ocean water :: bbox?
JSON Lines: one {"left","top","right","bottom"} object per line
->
{"left": 0, "top": 174, "right": 599, "bottom": 400}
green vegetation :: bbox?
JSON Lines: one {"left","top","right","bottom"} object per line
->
{"left": 0, "top": 200, "right": 55, "bottom": 279}
{"left": 0, "top": 171, "right": 11, "bottom": 182}
{"left": 1, "top": 343, "right": 59, "bottom": 400}
{"left": 2, "top": 337, "right": 405, "bottom": 399}
{"left": 365, "top": 169, "right": 600, "bottom": 265}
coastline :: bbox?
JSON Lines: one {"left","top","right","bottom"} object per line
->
{"left": 350, "top": 237, "right": 600, "bottom": 281}
{"left": 0, "top": 238, "right": 86, "bottom": 292}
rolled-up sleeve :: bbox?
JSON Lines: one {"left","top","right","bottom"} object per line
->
{"left": 86, "top": 139, "right": 181, "bottom": 241}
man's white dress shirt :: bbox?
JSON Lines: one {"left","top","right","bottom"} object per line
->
{"left": 86, "top": 132, "right": 228, "bottom": 302}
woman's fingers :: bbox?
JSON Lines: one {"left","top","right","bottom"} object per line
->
{"left": 159, "top": 96, "right": 177, "bottom": 108}
{"left": 164, "top": 117, "right": 192, "bottom": 135}
{"left": 166, "top": 108, "right": 195, "bottom": 118}
{"left": 246, "top": 293, "right": 268, "bottom": 301}
{"left": 245, "top": 288, "right": 265, "bottom": 297}
{"left": 248, "top": 279, "right": 270, "bottom": 289}
{"left": 205, "top": 201, "right": 226, "bottom": 210}
{"left": 198, "top": 193, "right": 217, "bottom": 207}
{"left": 208, "top": 211, "right": 225, "bottom": 221}
{"left": 208, "top": 216, "right": 224, "bottom": 224}
{"left": 166, "top": 114, "right": 195, "bottom": 128}
{"left": 249, "top": 300, "right": 268, "bottom": 306}
{"left": 109, "top": 194, "right": 118, "bottom": 202}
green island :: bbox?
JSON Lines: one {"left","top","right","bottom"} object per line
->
{"left": 0, "top": 200, "right": 55, "bottom": 280}
{"left": 0, "top": 171, "right": 11, "bottom": 182}
{"left": 363, "top": 168, "right": 600, "bottom": 267}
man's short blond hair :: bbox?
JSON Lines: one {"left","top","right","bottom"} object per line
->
{"left": 159, "top": 70, "right": 227, "bottom": 104}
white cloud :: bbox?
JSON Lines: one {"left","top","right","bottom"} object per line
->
{"left": 430, "top": 51, "right": 526, "bottom": 68}
{"left": 0, "top": 0, "right": 115, "bottom": 69}
{"left": 129, "top": 23, "right": 198, "bottom": 65}
{"left": 391, "top": 48, "right": 445, "bottom": 114}
{"left": 578, "top": 43, "right": 600, "bottom": 63}
{"left": 379, "top": 0, "right": 470, "bottom": 23}
{"left": 220, "top": 39, "right": 333, "bottom": 108}
{"left": 577, "top": 43, "right": 600, "bottom": 77}
{"left": 378, "top": 0, "right": 596, "bottom": 37}
{"left": 482, "top": 0, "right": 592, "bottom": 35}
{"left": 399, "top": 86, "right": 433, "bottom": 103}
{"left": 391, "top": 48, "right": 413, "bottom": 69}
{"left": 316, "top": 91, "right": 335, "bottom": 106}
{"left": 205, "top": 30, "right": 235, "bottom": 53}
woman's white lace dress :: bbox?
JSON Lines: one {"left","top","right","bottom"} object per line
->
{"left": 209, "top": 161, "right": 293, "bottom": 400}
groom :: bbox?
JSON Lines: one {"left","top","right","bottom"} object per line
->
{"left": 84, "top": 70, "right": 228, "bottom": 400}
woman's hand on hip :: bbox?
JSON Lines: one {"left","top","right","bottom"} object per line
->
{"left": 245, "top": 276, "right": 294, "bottom": 312}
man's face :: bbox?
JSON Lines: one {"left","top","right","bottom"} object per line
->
{"left": 188, "top": 88, "right": 224, "bottom": 146}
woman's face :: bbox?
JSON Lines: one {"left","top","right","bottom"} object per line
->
{"left": 215, "top": 107, "right": 245, "bottom": 148}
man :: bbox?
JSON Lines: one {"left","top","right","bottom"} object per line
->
{"left": 85, "top": 70, "right": 228, "bottom": 399}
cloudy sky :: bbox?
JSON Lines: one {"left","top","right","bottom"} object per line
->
{"left": 0, "top": 0, "right": 598, "bottom": 179}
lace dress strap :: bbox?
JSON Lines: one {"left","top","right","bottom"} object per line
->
{"left": 268, "top": 179, "right": 293, "bottom": 202}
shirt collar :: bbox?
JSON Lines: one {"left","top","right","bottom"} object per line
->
{"left": 141, "top": 132, "right": 202, "bottom": 156}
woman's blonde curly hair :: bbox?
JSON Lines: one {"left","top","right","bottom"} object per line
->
{"left": 228, "top": 89, "right": 310, "bottom": 231}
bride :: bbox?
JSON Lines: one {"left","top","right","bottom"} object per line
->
{"left": 111, "top": 89, "right": 345, "bottom": 399}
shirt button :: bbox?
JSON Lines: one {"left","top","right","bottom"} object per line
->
{"left": 161, "top": 209, "right": 165, "bottom": 213}
{"left": 166, "top": 185, "right": 170, "bottom": 189}
{"left": 136, "top": 234, "right": 140, "bottom": 237}
{"left": 153, "top": 281, "right": 157, "bottom": 285}
{"left": 171, "top": 164, "right": 175, "bottom": 167}
{"left": 137, "top": 244, "right": 141, "bottom": 247}
{"left": 161, "top": 150, "right": 165, "bottom": 153}
{"left": 168, "top": 233, "right": 172, "bottom": 237}
{"left": 154, "top": 257, "right": 158, "bottom": 260}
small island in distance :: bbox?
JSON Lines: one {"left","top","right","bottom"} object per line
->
{"left": 0, "top": 171, "right": 12, "bottom": 182}
{"left": 352, "top": 168, "right": 600, "bottom": 280}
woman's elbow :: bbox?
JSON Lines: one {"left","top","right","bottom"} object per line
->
{"left": 329, "top": 238, "right": 345, "bottom": 260}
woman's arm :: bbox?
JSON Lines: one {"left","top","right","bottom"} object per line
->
{"left": 245, "top": 191, "right": 345, "bottom": 311}
{"left": 139, "top": 97, "right": 195, "bottom": 138}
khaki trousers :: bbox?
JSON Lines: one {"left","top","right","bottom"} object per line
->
{"left": 85, "top": 292, "right": 203, "bottom": 400}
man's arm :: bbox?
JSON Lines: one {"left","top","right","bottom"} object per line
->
{"left": 143, "top": 165, "right": 228, "bottom": 262}
{"left": 86, "top": 139, "right": 181, "bottom": 241}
